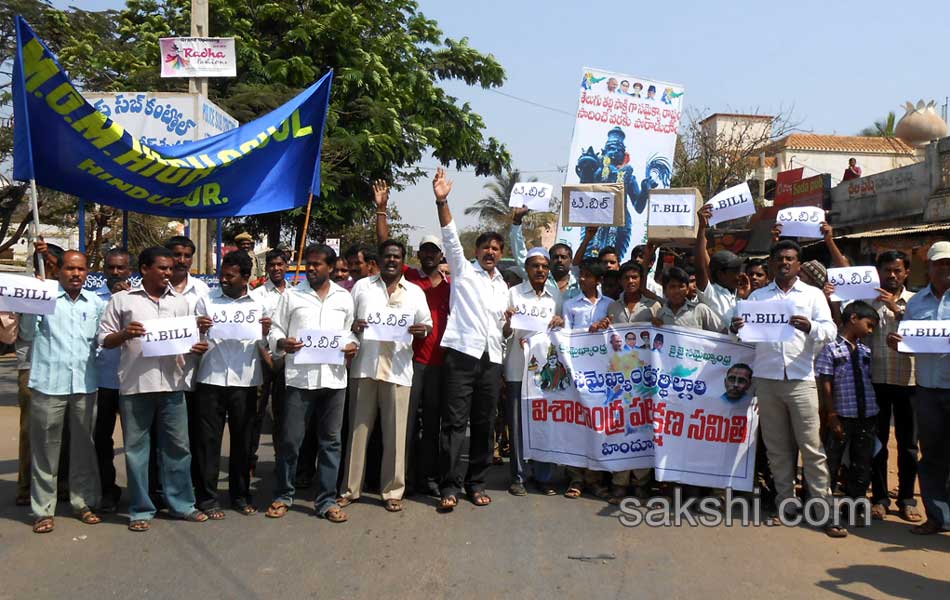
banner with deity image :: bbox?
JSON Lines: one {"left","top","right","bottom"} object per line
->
{"left": 556, "top": 68, "right": 684, "bottom": 262}
{"left": 521, "top": 325, "right": 759, "bottom": 491}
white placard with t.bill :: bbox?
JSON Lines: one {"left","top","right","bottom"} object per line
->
{"left": 0, "top": 274, "right": 58, "bottom": 315}
{"left": 294, "top": 328, "right": 347, "bottom": 365}
{"left": 140, "top": 316, "right": 198, "bottom": 357}
{"left": 897, "top": 320, "right": 950, "bottom": 354}
{"left": 509, "top": 182, "right": 553, "bottom": 212}
{"left": 363, "top": 307, "right": 413, "bottom": 344}
{"left": 568, "top": 190, "right": 615, "bottom": 225}
{"left": 649, "top": 194, "right": 696, "bottom": 227}
{"left": 707, "top": 182, "right": 756, "bottom": 226}
{"left": 510, "top": 302, "right": 555, "bottom": 333}
{"left": 207, "top": 302, "right": 263, "bottom": 341}
{"left": 736, "top": 299, "right": 795, "bottom": 343}
{"left": 776, "top": 206, "right": 824, "bottom": 238}
{"left": 827, "top": 267, "right": 881, "bottom": 302}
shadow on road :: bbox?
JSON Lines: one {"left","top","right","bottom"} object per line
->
{"left": 818, "top": 564, "right": 950, "bottom": 599}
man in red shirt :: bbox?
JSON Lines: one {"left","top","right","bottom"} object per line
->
{"left": 374, "top": 180, "right": 451, "bottom": 496}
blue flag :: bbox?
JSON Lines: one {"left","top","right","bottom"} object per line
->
{"left": 12, "top": 16, "right": 332, "bottom": 218}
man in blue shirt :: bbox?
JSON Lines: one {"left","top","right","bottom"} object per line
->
{"left": 26, "top": 250, "right": 105, "bottom": 534}
{"left": 889, "top": 241, "right": 950, "bottom": 535}
{"left": 93, "top": 248, "right": 132, "bottom": 513}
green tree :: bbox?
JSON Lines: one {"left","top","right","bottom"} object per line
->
{"left": 53, "top": 0, "right": 511, "bottom": 249}
{"left": 859, "top": 112, "right": 896, "bottom": 137}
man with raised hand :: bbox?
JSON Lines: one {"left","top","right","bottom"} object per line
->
{"left": 98, "top": 246, "right": 211, "bottom": 532}
{"left": 93, "top": 247, "right": 132, "bottom": 513}
{"left": 375, "top": 179, "right": 451, "bottom": 496}
{"left": 696, "top": 205, "right": 742, "bottom": 322}
{"left": 265, "top": 244, "right": 358, "bottom": 523}
{"left": 339, "top": 239, "right": 432, "bottom": 513}
{"left": 730, "top": 240, "right": 843, "bottom": 537}
{"left": 26, "top": 251, "right": 105, "bottom": 534}
{"left": 433, "top": 167, "right": 509, "bottom": 511}
{"left": 511, "top": 206, "right": 579, "bottom": 299}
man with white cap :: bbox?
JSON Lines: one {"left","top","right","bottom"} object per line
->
{"left": 374, "top": 179, "right": 452, "bottom": 496}
{"left": 888, "top": 240, "right": 950, "bottom": 535}
{"left": 502, "top": 246, "right": 563, "bottom": 496}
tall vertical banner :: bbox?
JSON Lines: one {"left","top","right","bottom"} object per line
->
{"left": 557, "top": 68, "right": 684, "bottom": 262}
{"left": 522, "top": 325, "right": 759, "bottom": 491}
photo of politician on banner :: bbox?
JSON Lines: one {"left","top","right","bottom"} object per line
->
{"left": 557, "top": 68, "right": 684, "bottom": 263}
{"left": 521, "top": 325, "right": 759, "bottom": 491}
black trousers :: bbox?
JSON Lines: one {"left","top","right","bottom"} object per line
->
{"left": 413, "top": 361, "right": 444, "bottom": 491}
{"left": 250, "top": 364, "right": 286, "bottom": 464}
{"left": 825, "top": 416, "right": 878, "bottom": 500}
{"left": 191, "top": 384, "right": 256, "bottom": 509}
{"left": 439, "top": 349, "right": 500, "bottom": 496}
{"left": 871, "top": 383, "right": 919, "bottom": 507}
{"left": 94, "top": 387, "right": 121, "bottom": 499}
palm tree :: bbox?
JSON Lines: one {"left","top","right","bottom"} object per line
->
{"left": 859, "top": 111, "right": 896, "bottom": 137}
{"left": 464, "top": 168, "right": 526, "bottom": 229}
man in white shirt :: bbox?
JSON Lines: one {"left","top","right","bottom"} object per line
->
{"left": 730, "top": 240, "right": 843, "bottom": 536}
{"left": 265, "top": 244, "right": 357, "bottom": 523}
{"left": 503, "top": 247, "right": 563, "bottom": 496}
{"left": 696, "top": 205, "right": 741, "bottom": 322}
{"left": 433, "top": 168, "right": 509, "bottom": 511}
{"left": 339, "top": 240, "right": 432, "bottom": 513}
{"left": 249, "top": 249, "right": 291, "bottom": 473}
{"left": 193, "top": 251, "right": 269, "bottom": 518}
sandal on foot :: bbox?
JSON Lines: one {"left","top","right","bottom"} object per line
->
{"left": 469, "top": 491, "right": 492, "bottom": 507}
{"left": 565, "top": 484, "right": 583, "bottom": 499}
{"left": 128, "top": 520, "right": 150, "bottom": 532}
{"left": 825, "top": 524, "right": 848, "bottom": 538}
{"left": 508, "top": 483, "right": 528, "bottom": 496}
{"left": 607, "top": 485, "right": 627, "bottom": 505}
{"left": 79, "top": 509, "right": 101, "bottom": 525}
{"left": 205, "top": 508, "right": 226, "bottom": 520}
{"left": 184, "top": 510, "right": 209, "bottom": 523}
{"left": 32, "top": 516, "right": 54, "bottom": 534}
{"left": 899, "top": 505, "right": 922, "bottom": 523}
{"left": 438, "top": 495, "right": 458, "bottom": 512}
{"left": 236, "top": 505, "right": 257, "bottom": 516}
{"left": 336, "top": 496, "right": 357, "bottom": 508}
{"left": 385, "top": 499, "right": 403, "bottom": 513}
{"left": 265, "top": 501, "right": 289, "bottom": 519}
{"left": 870, "top": 504, "right": 887, "bottom": 520}
{"left": 910, "top": 520, "right": 942, "bottom": 535}
{"left": 322, "top": 506, "right": 348, "bottom": 523}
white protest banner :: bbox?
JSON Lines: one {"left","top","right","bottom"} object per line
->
{"left": 363, "top": 307, "right": 413, "bottom": 344}
{"left": 294, "top": 329, "right": 347, "bottom": 365}
{"left": 510, "top": 302, "right": 555, "bottom": 333}
{"left": 556, "top": 68, "right": 684, "bottom": 262}
{"left": 325, "top": 238, "right": 340, "bottom": 254}
{"left": 897, "top": 320, "right": 950, "bottom": 354}
{"left": 509, "top": 182, "right": 554, "bottom": 212}
{"left": 736, "top": 299, "right": 795, "bottom": 342}
{"left": 141, "top": 316, "right": 198, "bottom": 357}
{"left": 207, "top": 302, "right": 262, "bottom": 341}
{"left": 568, "top": 190, "right": 615, "bottom": 225}
{"left": 522, "top": 325, "right": 758, "bottom": 490}
{"left": 649, "top": 193, "right": 695, "bottom": 227}
{"left": 707, "top": 182, "right": 756, "bottom": 226}
{"left": 160, "top": 37, "right": 236, "bottom": 78}
{"left": 828, "top": 266, "right": 881, "bottom": 302}
{"left": 776, "top": 206, "right": 824, "bottom": 238}
{"left": 0, "top": 273, "right": 58, "bottom": 315}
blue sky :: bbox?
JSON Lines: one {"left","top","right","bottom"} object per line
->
{"left": 54, "top": 0, "right": 950, "bottom": 244}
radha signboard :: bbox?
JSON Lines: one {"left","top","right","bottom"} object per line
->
{"left": 160, "top": 37, "right": 236, "bottom": 78}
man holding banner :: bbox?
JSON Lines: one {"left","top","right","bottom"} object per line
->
{"left": 730, "top": 240, "right": 843, "bottom": 537}
{"left": 193, "top": 251, "right": 268, "bottom": 518}
{"left": 98, "top": 247, "right": 211, "bottom": 532}
{"left": 888, "top": 241, "right": 950, "bottom": 535}
{"left": 25, "top": 251, "right": 105, "bottom": 534}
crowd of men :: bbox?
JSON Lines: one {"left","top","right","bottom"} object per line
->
{"left": 9, "top": 168, "right": 950, "bottom": 539}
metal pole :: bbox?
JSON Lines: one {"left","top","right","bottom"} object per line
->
{"left": 78, "top": 200, "right": 86, "bottom": 252}
{"left": 28, "top": 179, "right": 44, "bottom": 278}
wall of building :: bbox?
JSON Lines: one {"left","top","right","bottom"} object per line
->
{"left": 766, "top": 150, "right": 918, "bottom": 185}
{"left": 701, "top": 115, "right": 773, "bottom": 149}
{"left": 830, "top": 159, "right": 933, "bottom": 230}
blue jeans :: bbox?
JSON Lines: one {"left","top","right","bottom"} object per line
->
{"left": 119, "top": 392, "right": 197, "bottom": 521}
{"left": 273, "top": 386, "right": 345, "bottom": 516}
{"left": 914, "top": 387, "right": 950, "bottom": 527}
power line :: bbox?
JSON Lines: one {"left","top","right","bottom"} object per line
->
{"left": 417, "top": 165, "right": 566, "bottom": 174}
{"left": 487, "top": 89, "right": 575, "bottom": 117}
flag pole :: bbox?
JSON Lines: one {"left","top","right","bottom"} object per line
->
{"left": 294, "top": 192, "right": 315, "bottom": 283}
{"left": 28, "top": 178, "right": 44, "bottom": 279}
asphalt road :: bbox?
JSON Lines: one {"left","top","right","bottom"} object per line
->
{"left": 0, "top": 355, "right": 947, "bottom": 599}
